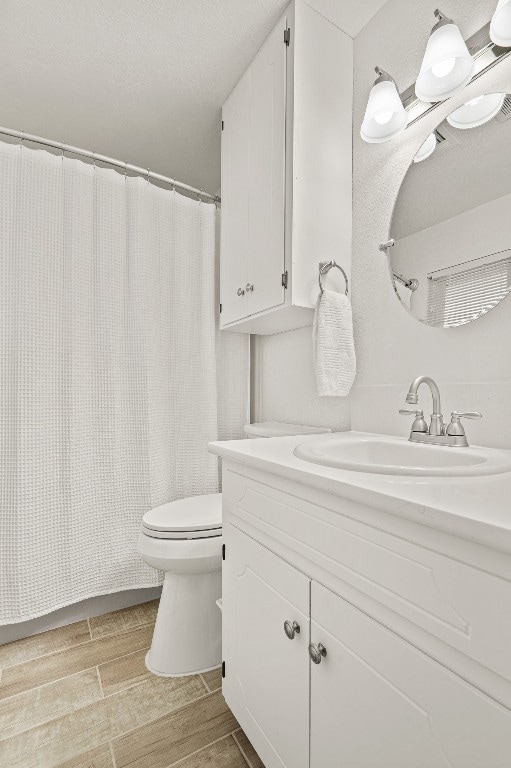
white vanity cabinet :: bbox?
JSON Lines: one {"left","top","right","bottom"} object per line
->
{"left": 220, "top": 0, "right": 353, "bottom": 335}
{"left": 220, "top": 464, "right": 511, "bottom": 768}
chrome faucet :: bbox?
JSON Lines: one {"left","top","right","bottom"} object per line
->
{"left": 405, "top": 375, "right": 444, "bottom": 436}
{"left": 400, "top": 375, "right": 482, "bottom": 447}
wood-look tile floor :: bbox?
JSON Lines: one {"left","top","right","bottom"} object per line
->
{"left": 0, "top": 600, "right": 265, "bottom": 768}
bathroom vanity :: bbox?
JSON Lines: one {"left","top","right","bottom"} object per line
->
{"left": 209, "top": 433, "right": 511, "bottom": 768}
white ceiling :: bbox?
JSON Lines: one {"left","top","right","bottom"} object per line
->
{"left": 0, "top": 0, "right": 389, "bottom": 194}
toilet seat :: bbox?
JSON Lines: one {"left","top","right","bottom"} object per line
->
{"left": 141, "top": 493, "right": 222, "bottom": 540}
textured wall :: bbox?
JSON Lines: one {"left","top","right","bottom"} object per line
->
{"left": 253, "top": 0, "right": 511, "bottom": 443}
{"left": 251, "top": 329, "right": 351, "bottom": 431}
{"left": 352, "top": 0, "right": 511, "bottom": 449}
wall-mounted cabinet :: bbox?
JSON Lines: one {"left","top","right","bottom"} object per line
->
{"left": 220, "top": 0, "right": 353, "bottom": 335}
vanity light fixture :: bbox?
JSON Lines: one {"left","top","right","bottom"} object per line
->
{"left": 490, "top": 0, "right": 511, "bottom": 47}
{"left": 413, "top": 133, "right": 437, "bottom": 163}
{"left": 415, "top": 9, "right": 475, "bottom": 102}
{"left": 446, "top": 91, "right": 506, "bottom": 129}
{"left": 360, "top": 68, "right": 407, "bottom": 143}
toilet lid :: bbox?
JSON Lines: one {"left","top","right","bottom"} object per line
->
{"left": 142, "top": 493, "right": 222, "bottom": 539}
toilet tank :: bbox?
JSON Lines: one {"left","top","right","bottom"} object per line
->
{"left": 244, "top": 422, "right": 332, "bottom": 439}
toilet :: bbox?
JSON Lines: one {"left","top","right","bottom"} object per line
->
{"left": 138, "top": 422, "right": 331, "bottom": 677}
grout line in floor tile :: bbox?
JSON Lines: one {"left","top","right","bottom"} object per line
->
{"left": 87, "top": 619, "right": 156, "bottom": 644}
{"left": 198, "top": 672, "right": 210, "bottom": 693}
{"left": 232, "top": 730, "right": 254, "bottom": 768}
{"left": 165, "top": 731, "right": 239, "bottom": 768}
{"left": 96, "top": 666, "right": 105, "bottom": 698}
{"left": 86, "top": 617, "right": 92, "bottom": 639}
{"left": 109, "top": 740, "right": 118, "bottom": 768}
{"left": 97, "top": 645, "right": 151, "bottom": 672}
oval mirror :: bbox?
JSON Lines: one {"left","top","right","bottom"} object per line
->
{"left": 388, "top": 91, "right": 511, "bottom": 327}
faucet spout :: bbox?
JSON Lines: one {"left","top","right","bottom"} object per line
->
{"left": 406, "top": 376, "right": 444, "bottom": 436}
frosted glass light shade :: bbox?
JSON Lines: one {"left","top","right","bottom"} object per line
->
{"left": 447, "top": 92, "right": 506, "bottom": 129}
{"left": 415, "top": 22, "right": 475, "bottom": 102}
{"left": 360, "top": 80, "right": 407, "bottom": 143}
{"left": 490, "top": 0, "right": 511, "bottom": 47}
{"left": 413, "top": 133, "right": 437, "bottom": 163}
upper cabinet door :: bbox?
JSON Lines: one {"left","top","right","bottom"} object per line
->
{"left": 220, "top": 16, "right": 286, "bottom": 327}
{"left": 310, "top": 582, "right": 511, "bottom": 768}
{"left": 245, "top": 17, "right": 287, "bottom": 317}
{"left": 221, "top": 68, "right": 250, "bottom": 326}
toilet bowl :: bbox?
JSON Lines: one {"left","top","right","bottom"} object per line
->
{"left": 138, "top": 493, "right": 222, "bottom": 677}
{"left": 139, "top": 423, "right": 332, "bottom": 678}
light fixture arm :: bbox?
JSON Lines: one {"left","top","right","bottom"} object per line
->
{"left": 432, "top": 9, "right": 454, "bottom": 32}
{"left": 374, "top": 67, "right": 396, "bottom": 85}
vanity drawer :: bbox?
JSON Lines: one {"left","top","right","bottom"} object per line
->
{"left": 223, "top": 468, "right": 511, "bottom": 687}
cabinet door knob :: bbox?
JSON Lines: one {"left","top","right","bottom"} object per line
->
{"left": 308, "top": 642, "right": 327, "bottom": 664}
{"left": 237, "top": 287, "right": 245, "bottom": 297}
{"left": 283, "top": 620, "right": 300, "bottom": 640}
{"left": 245, "top": 283, "right": 254, "bottom": 292}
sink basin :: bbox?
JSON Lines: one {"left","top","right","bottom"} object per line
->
{"left": 293, "top": 433, "right": 511, "bottom": 477}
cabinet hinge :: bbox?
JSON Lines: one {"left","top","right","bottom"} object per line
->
{"left": 284, "top": 27, "right": 291, "bottom": 46}
{"left": 222, "top": 660, "right": 226, "bottom": 678}
{"left": 222, "top": 543, "right": 226, "bottom": 560}
{"left": 221, "top": 120, "right": 224, "bottom": 131}
{"left": 281, "top": 271, "right": 288, "bottom": 289}
{"left": 219, "top": 303, "right": 222, "bottom": 314}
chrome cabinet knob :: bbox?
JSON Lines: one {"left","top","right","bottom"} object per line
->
{"left": 245, "top": 283, "right": 254, "bottom": 292}
{"left": 308, "top": 642, "right": 327, "bottom": 664}
{"left": 284, "top": 620, "right": 300, "bottom": 640}
{"left": 237, "top": 287, "right": 245, "bottom": 297}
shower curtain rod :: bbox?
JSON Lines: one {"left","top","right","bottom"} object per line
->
{"left": 0, "top": 125, "right": 221, "bottom": 204}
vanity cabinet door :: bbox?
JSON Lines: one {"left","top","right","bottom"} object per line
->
{"left": 310, "top": 582, "right": 511, "bottom": 768}
{"left": 222, "top": 523, "right": 309, "bottom": 768}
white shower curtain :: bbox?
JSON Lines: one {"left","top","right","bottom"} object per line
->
{"left": 0, "top": 141, "right": 248, "bottom": 624}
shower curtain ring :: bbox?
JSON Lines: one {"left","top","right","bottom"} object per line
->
{"left": 92, "top": 151, "right": 96, "bottom": 169}
{"left": 146, "top": 168, "right": 150, "bottom": 184}
{"left": 19, "top": 130, "right": 24, "bottom": 149}
{"left": 124, "top": 161, "right": 128, "bottom": 178}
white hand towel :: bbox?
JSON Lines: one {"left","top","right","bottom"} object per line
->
{"left": 313, "top": 289, "right": 356, "bottom": 397}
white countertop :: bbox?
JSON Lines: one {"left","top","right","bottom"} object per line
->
{"left": 209, "top": 431, "right": 511, "bottom": 556}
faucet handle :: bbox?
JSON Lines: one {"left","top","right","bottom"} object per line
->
{"left": 399, "top": 408, "right": 428, "bottom": 433}
{"left": 446, "top": 411, "right": 482, "bottom": 438}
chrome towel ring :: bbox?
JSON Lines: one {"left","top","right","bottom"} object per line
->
{"left": 318, "top": 261, "right": 349, "bottom": 296}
